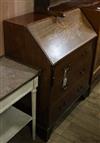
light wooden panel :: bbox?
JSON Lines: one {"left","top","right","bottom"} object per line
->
{"left": 0, "top": 0, "right": 34, "bottom": 56}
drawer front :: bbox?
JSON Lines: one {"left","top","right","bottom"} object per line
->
{"left": 50, "top": 79, "right": 89, "bottom": 124}
{"left": 50, "top": 41, "right": 93, "bottom": 102}
{"left": 56, "top": 40, "right": 93, "bottom": 67}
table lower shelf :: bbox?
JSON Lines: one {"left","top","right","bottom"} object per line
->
{"left": 0, "top": 106, "right": 32, "bottom": 143}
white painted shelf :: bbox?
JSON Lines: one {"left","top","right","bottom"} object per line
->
{"left": 0, "top": 106, "right": 32, "bottom": 143}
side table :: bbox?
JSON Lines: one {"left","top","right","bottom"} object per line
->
{"left": 0, "top": 57, "right": 38, "bottom": 143}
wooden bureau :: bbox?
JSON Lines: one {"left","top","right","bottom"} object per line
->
{"left": 82, "top": 3, "right": 100, "bottom": 87}
{"left": 3, "top": 8, "right": 96, "bottom": 140}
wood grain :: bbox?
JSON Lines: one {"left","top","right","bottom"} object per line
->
{"left": 28, "top": 9, "right": 96, "bottom": 64}
{"left": 0, "top": 0, "right": 34, "bottom": 56}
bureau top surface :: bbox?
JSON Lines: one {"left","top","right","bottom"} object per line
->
{"left": 5, "top": 13, "right": 48, "bottom": 26}
{"left": 0, "top": 57, "right": 38, "bottom": 101}
{"left": 28, "top": 9, "right": 97, "bottom": 65}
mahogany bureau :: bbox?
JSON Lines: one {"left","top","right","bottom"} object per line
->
{"left": 3, "top": 8, "right": 97, "bottom": 140}
{"left": 82, "top": 3, "right": 100, "bottom": 87}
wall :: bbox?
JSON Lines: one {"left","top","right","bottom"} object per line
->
{"left": 0, "top": 0, "right": 34, "bottom": 56}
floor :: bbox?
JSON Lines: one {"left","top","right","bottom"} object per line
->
{"left": 9, "top": 82, "right": 100, "bottom": 143}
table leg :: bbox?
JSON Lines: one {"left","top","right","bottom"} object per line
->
{"left": 31, "top": 89, "right": 36, "bottom": 140}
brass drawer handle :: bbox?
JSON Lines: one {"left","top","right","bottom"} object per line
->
{"left": 62, "top": 66, "right": 70, "bottom": 90}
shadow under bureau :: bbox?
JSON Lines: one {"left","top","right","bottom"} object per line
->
{"left": 4, "top": 8, "right": 97, "bottom": 141}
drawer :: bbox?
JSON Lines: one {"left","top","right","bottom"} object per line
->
{"left": 50, "top": 80, "right": 89, "bottom": 124}
{"left": 50, "top": 68, "right": 90, "bottom": 104}
{"left": 50, "top": 47, "right": 92, "bottom": 102}
{"left": 56, "top": 40, "right": 93, "bottom": 67}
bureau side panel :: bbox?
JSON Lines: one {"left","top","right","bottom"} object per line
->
{"left": 3, "top": 21, "right": 53, "bottom": 135}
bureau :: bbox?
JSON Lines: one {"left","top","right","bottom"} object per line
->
{"left": 82, "top": 3, "right": 100, "bottom": 87}
{"left": 3, "top": 8, "right": 97, "bottom": 140}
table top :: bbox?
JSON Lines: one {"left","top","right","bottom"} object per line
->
{"left": 0, "top": 57, "right": 38, "bottom": 101}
